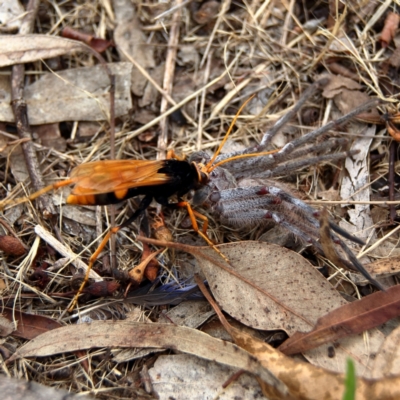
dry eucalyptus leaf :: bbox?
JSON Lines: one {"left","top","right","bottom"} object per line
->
{"left": 112, "top": 308, "right": 163, "bottom": 363}
{"left": 192, "top": 241, "right": 383, "bottom": 376}
{"left": 227, "top": 322, "right": 400, "bottom": 400}
{"left": 279, "top": 285, "right": 400, "bottom": 356}
{"left": 0, "top": 35, "right": 84, "bottom": 67}
{"left": 372, "top": 324, "right": 400, "bottom": 378}
{"left": 149, "top": 354, "right": 265, "bottom": 400}
{"left": 9, "top": 321, "right": 286, "bottom": 395}
{"left": 340, "top": 124, "right": 376, "bottom": 243}
{"left": 0, "top": 62, "right": 132, "bottom": 124}
{"left": 2, "top": 308, "right": 61, "bottom": 340}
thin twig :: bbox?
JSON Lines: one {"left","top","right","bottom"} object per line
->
{"left": 158, "top": 0, "right": 182, "bottom": 159}
{"left": 11, "top": 0, "right": 55, "bottom": 216}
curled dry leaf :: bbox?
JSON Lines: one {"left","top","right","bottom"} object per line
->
{"left": 9, "top": 321, "right": 287, "bottom": 397}
{"left": 142, "top": 239, "right": 162, "bottom": 282}
{"left": 278, "top": 284, "right": 400, "bottom": 355}
{"left": 62, "top": 27, "right": 113, "bottom": 53}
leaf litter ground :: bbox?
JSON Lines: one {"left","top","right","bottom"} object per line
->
{"left": 2, "top": 1, "right": 400, "bottom": 399}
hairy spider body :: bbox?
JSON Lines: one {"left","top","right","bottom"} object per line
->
{"left": 193, "top": 164, "right": 383, "bottom": 289}
{"left": 188, "top": 86, "right": 385, "bottom": 290}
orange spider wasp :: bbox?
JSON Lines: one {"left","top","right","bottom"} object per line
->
{"left": 0, "top": 98, "right": 277, "bottom": 311}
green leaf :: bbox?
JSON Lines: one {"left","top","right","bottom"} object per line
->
{"left": 343, "top": 358, "right": 356, "bottom": 400}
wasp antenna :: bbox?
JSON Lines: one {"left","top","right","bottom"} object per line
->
{"left": 205, "top": 94, "right": 255, "bottom": 171}
{"left": 0, "top": 180, "right": 74, "bottom": 211}
{"left": 207, "top": 149, "right": 280, "bottom": 173}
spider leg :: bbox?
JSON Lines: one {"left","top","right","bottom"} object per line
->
{"left": 209, "top": 89, "right": 382, "bottom": 185}
{"left": 275, "top": 99, "right": 381, "bottom": 161}
{"left": 213, "top": 78, "right": 329, "bottom": 164}
{"left": 209, "top": 183, "right": 383, "bottom": 290}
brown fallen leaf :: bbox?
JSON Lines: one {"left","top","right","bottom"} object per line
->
{"left": 8, "top": 321, "right": 287, "bottom": 397}
{"left": 380, "top": 12, "right": 400, "bottom": 48}
{"left": 278, "top": 284, "right": 400, "bottom": 355}
{"left": 136, "top": 236, "right": 383, "bottom": 376}
{"left": 62, "top": 27, "right": 113, "bottom": 53}
{"left": 83, "top": 281, "right": 120, "bottom": 298}
{"left": 320, "top": 73, "right": 380, "bottom": 119}
{"left": 195, "top": 274, "right": 400, "bottom": 400}
{"left": 2, "top": 308, "right": 61, "bottom": 340}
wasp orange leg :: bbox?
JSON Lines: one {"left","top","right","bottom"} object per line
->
{"left": 177, "top": 201, "right": 228, "bottom": 262}
{"left": 67, "top": 194, "right": 153, "bottom": 312}
{"left": 67, "top": 226, "right": 120, "bottom": 312}
{"left": 166, "top": 149, "right": 185, "bottom": 161}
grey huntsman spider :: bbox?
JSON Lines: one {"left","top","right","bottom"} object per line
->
{"left": 187, "top": 78, "right": 384, "bottom": 290}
